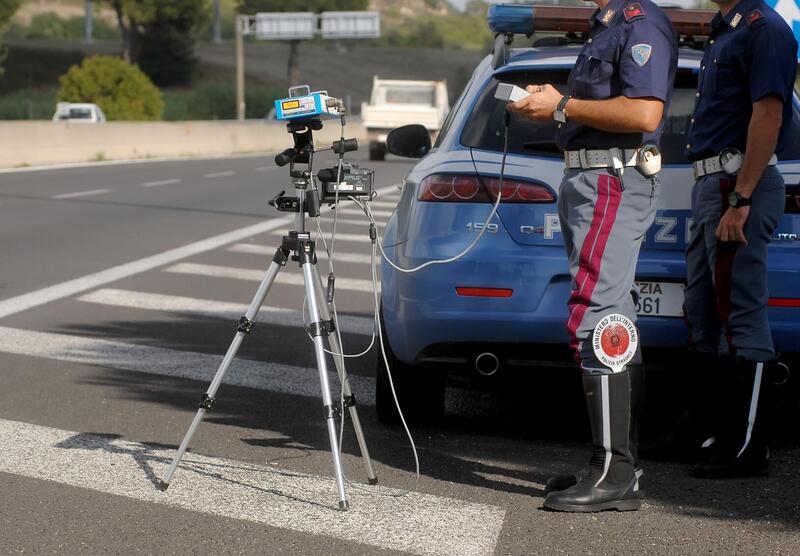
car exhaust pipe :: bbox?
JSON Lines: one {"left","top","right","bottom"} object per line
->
{"left": 475, "top": 352, "right": 500, "bottom": 376}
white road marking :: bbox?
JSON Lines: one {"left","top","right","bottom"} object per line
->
{"left": 0, "top": 326, "right": 374, "bottom": 401}
{"left": 0, "top": 184, "right": 395, "bottom": 320}
{"left": 165, "top": 263, "right": 377, "bottom": 292}
{"left": 78, "top": 288, "right": 375, "bottom": 336}
{"left": 0, "top": 419, "right": 505, "bottom": 556}
{"left": 141, "top": 178, "right": 182, "bottom": 188}
{"left": 269, "top": 230, "right": 371, "bottom": 244}
{"left": 365, "top": 201, "right": 397, "bottom": 209}
{"left": 0, "top": 216, "right": 292, "bottom": 319}
{"left": 203, "top": 170, "right": 236, "bottom": 179}
{"left": 337, "top": 208, "right": 393, "bottom": 218}
{"left": 315, "top": 217, "right": 386, "bottom": 227}
{"left": 51, "top": 188, "right": 110, "bottom": 199}
{"left": 254, "top": 165, "right": 274, "bottom": 172}
{"left": 228, "top": 243, "right": 377, "bottom": 265}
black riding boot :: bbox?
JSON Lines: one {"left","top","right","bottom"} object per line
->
{"left": 638, "top": 352, "right": 720, "bottom": 463}
{"left": 543, "top": 371, "right": 641, "bottom": 512}
{"left": 545, "top": 363, "right": 645, "bottom": 496}
{"left": 691, "top": 358, "right": 772, "bottom": 479}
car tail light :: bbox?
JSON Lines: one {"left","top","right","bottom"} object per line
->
{"left": 418, "top": 173, "right": 555, "bottom": 203}
{"left": 785, "top": 185, "right": 800, "bottom": 214}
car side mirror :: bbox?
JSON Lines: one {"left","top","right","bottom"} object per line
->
{"left": 386, "top": 124, "right": 431, "bottom": 158}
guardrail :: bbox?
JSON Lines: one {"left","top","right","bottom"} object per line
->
{"left": 0, "top": 118, "right": 366, "bottom": 169}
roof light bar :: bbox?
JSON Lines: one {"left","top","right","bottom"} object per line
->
{"left": 487, "top": 4, "right": 715, "bottom": 38}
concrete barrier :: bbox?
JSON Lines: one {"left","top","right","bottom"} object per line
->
{"left": 0, "top": 118, "right": 367, "bottom": 169}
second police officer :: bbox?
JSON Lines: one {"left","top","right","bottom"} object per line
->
{"left": 681, "top": 0, "right": 797, "bottom": 478}
{"left": 508, "top": 0, "right": 678, "bottom": 511}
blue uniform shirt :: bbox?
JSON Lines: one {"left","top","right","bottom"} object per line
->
{"left": 686, "top": 0, "right": 798, "bottom": 161}
{"left": 556, "top": 0, "right": 678, "bottom": 151}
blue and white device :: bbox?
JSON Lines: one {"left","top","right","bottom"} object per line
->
{"left": 275, "top": 86, "right": 342, "bottom": 121}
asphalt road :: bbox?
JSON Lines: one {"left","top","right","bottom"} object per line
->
{"left": 0, "top": 154, "right": 798, "bottom": 555}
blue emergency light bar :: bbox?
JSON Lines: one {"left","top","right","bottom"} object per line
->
{"left": 487, "top": 4, "right": 535, "bottom": 35}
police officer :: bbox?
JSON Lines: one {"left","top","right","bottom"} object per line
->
{"left": 508, "top": 0, "right": 677, "bottom": 512}
{"left": 683, "top": 0, "right": 797, "bottom": 478}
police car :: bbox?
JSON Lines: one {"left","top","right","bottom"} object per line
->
{"left": 376, "top": 4, "right": 800, "bottom": 421}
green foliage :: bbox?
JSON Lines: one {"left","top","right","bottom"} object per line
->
{"left": 0, "top": 0, "right": 21, "bottom": 28}
{"left": 383, "top": 12, "right": 492, "bottom": 50}
{"left": 24, "top": 12, "right": 120, "bottom": 39}
{"left": 57, "top": 55, "right": 164, "bottom": 120}
{"left": 0, "top": 87, "right": 55, "bottom": 119}
{"left": 237, "top": 0, "right": 368, "bottom": 13}
{"left": 162, "top": 82, "right": 284, "bottom": 120}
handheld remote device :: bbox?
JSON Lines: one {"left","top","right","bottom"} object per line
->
{"left": 495, "top": 83, "right": 532, "bottom": 102}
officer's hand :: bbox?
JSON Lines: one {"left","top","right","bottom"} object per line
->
{"left": 507, "top": 84, "right": 562, "bottom": 121}
{"left": 716, "top": 206, "right": 750, "bottom": 245}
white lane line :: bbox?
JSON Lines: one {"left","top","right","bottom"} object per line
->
{"left": 0, "top": 184, "right": 394, "bottom": 320}
{"left": 78, "top": 289, "right": 374, "bottom": 336}
{"left": 316, "top": 218, "right": 386, "bottom": 227}
{"left": 203, "top": 170, "right": 236, "bottom": 179}
{"left": 254, "top": 166, "right": 274, "bottom": 172}
{"left": 165, "top": 263, "right": 377, "bottom": 292}
{"left": 228, "top": 244, "right": 378, "bottom": 265}
{"left": 141, "top": 178, "right": 182, "bottom": 188}
{"left": 0, "top": 419, "right": 505, "bottom": 556}
{"left": 0, "top": 216, "right": 292, "bottom": 319}
{"left": 365, "top": 201, "right": 397, "bottom": 209}
{"left": 51, "top": 188, "right": 111, "bottom": 200}
{"left": 269, "top": 230, "right": 370, "bottom": 244}
{"left": 337, "top": 208, "right": 393, "bottom": 218}
{"left": 0, "top": 326, "right": 374, "bottom": 402}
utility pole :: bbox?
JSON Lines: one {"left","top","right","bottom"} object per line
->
{"left": 213, "top": 0, "right": 222, "bottom": 43}
{"left": 85, "top": 0, "right": 93, "bottom": 44}
{"left": 236, "top": 15, "right": 245, "bottom": 121}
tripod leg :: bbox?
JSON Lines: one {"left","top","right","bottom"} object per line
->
{"left": 312, "top": 270, "right": 378, "bottom": 485}
{"left": 302, "top": 259, "right": 349, "bottom": 510}
{"left": 160, "top": 250, "right": 288, "bottom": 490}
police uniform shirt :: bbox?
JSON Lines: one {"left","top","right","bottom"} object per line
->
{"left": 556, "top": 0, "right": 678, "bottom": 151}
{"left": 686, "top": 0, "right": 798, "bottom": 162}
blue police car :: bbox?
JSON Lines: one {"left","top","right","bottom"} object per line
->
{"left": 376, "top": 4, "right": 800, "bottom": 422}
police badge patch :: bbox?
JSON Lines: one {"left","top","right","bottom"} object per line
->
{"left": 631, "top": 44, "right": 652, "bottom": 66}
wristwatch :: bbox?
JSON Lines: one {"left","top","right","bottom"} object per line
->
{"left": 554, "top": 95, "right": 571, "bottom": 124}
{"left": 728, "top": 191, "right": 752, "bottom": 208}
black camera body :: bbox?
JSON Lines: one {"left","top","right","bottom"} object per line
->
{"left": 317, "top": 163, "right": 374, "bottom": 203}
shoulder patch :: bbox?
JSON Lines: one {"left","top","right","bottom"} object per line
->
{"left": 746, "top": 9, "right": 765, "bottom": 27}
{"left": 624, "top": 3, "right": 646, "bottom": 22}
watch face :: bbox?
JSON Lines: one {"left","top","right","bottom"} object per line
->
{"left": 728, "top": 192, "right": 739, "bottom": 207}
{"left": 554, "top": 110, "right": 566, "bottom": 124}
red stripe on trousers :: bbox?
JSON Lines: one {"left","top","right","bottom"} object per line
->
{"left": 715, "top": 178, "right": 738, "bottom": 353}
{"left": 565, "top": 174, "right": 623, "bottom": 361}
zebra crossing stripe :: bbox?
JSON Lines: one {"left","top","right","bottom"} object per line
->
{"left": 77, "top": 289, "right": 375, "bottom": 336}
{"left": 336, "top": 208, "right": 393, "bottom": 218}
{"left": 0, "top": 326, "right": 375, "bottom": 402}
{"left": 0, "top": 418, "right": 505, "bottom": 556}
{"left": 268, "top": 230, "right": 371, "bottom": 244}
{"left": 164, "top": 263, "right": 378, "bottom": 292}
{"left": 227, "top": 243, "right": 377, "bottom": 265}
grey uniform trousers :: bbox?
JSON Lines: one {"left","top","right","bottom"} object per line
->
{"left": 683, "top": 167, "right": 785, "bottom": 362}
{"left": 558, "top": 168, "right": 658, "bottom": 374}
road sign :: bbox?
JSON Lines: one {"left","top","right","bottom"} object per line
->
{"left": 255, "top": 12, "right": 316, "bottom": 40}
{"left": 321, "top": 11, "right": 381, "bottom": 39}
{"left": 769, "top": 0, "right": 800, "bottom": 60}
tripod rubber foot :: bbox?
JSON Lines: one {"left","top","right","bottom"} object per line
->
{"left": 338, "top": 501, "right": 349, "bottom": 512}
{"left": 158, "top": 481, "right": 170, "bottom": 492}
{"left": 368, "top": 477, "right": 378, "bottom": 485}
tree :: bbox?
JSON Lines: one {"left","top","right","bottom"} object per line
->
{"left": 57, "top": 55, "right": 164, "bottom": 120}
{"left": 237, "top": 0, "right": 368, "bottom": 85}
{"left": 102, "top": 0, "right": 210, "bottom": 86}
{"left": 0, "top": 0, "right": 22, "bottom": 76}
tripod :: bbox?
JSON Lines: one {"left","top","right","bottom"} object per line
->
{"left": 160, "top": 120, "right": 377, "bottom": 511}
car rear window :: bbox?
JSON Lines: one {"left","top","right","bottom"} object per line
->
{"left": 460, "top": 68, "right": 744, "bottom": 165}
